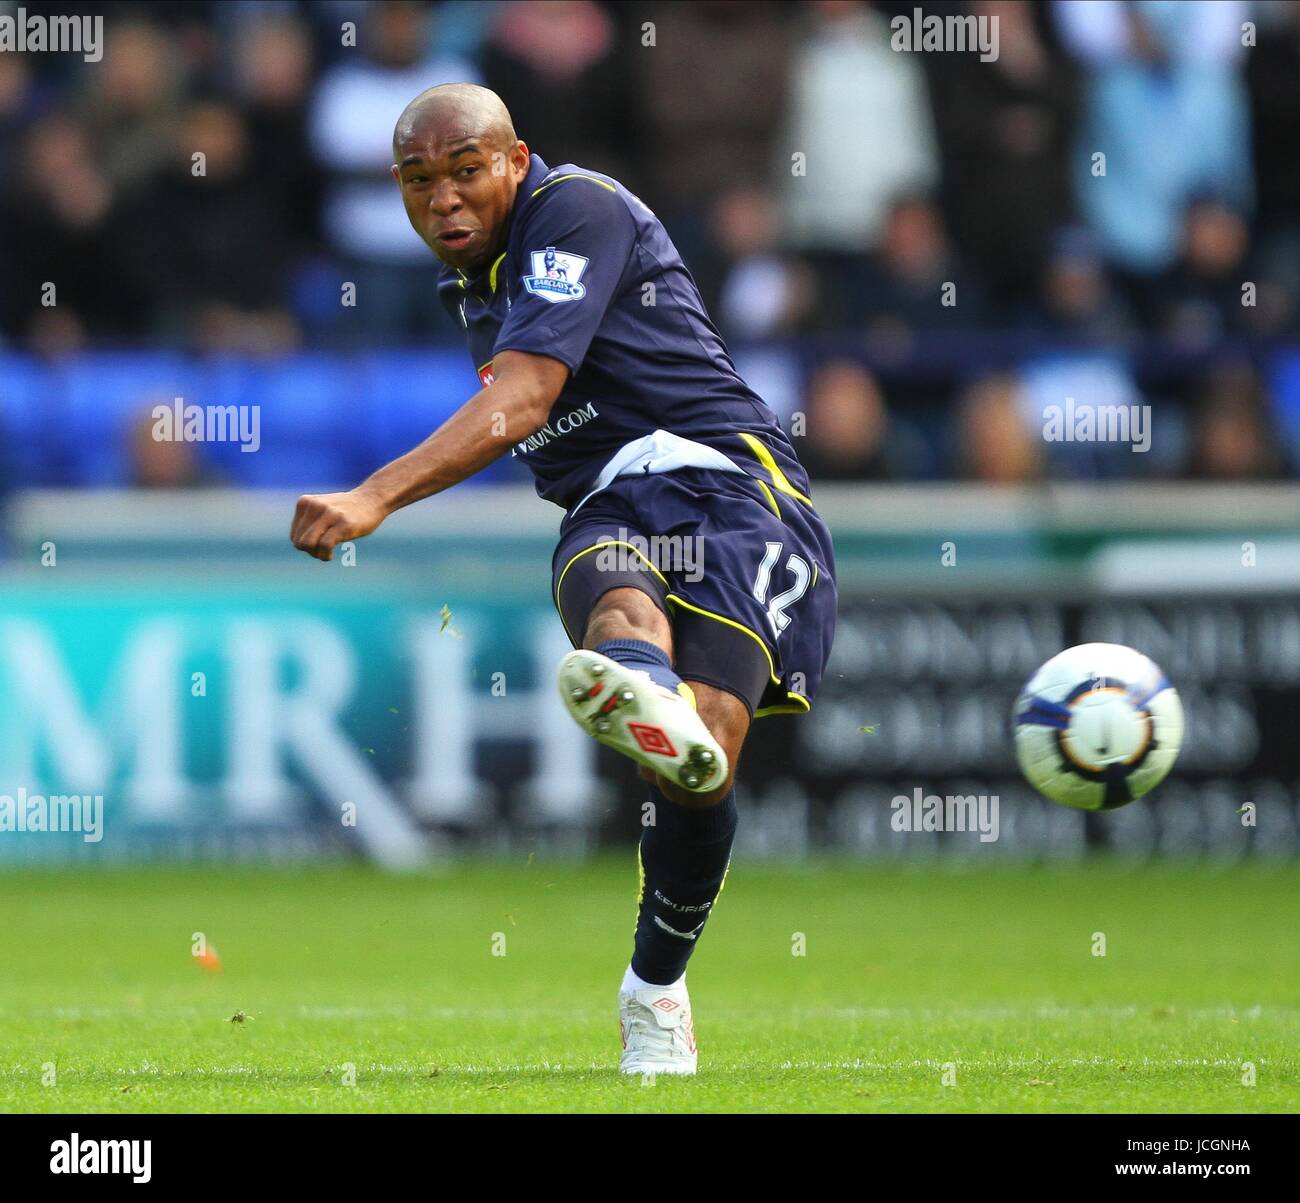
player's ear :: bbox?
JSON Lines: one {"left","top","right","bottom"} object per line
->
{"left": 513, "top": 140, "right": 530, "bottom": 178}
{"left": 390, "top": 164, "right": 401, "bottom": 187}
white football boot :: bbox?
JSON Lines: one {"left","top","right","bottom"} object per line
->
{"left": 557, "top": 649, "right": 727, "bottom": 794}
{"left": 618, "top": 977, "right": 698, "bottom": 1076}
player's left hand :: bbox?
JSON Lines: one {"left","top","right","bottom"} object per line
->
{"left": 291, "top": 489, "right": 389, "bottom": 561}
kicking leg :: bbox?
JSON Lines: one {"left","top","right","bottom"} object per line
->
{"left": 557, "top": 588, "right": 751, "bottom": 1073}
{"left": 558, "top": 587, "right": 729, "bottom": 793}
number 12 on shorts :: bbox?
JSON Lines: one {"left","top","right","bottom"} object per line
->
{"left": 752, "top": 541, "right": 810, "bottom": 639}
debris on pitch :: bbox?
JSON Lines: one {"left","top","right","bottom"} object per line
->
{"left": 439, "top": 603, "right": 464, "bottom": 639}
{"left": 195, "top": 944, "right": 222, "bottom": 972}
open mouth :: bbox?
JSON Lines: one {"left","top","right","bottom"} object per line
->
{"left": 437, "top": 228, "right": 477, "bottom": 251}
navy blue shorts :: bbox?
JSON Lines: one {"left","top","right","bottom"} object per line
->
{"left": 552, "top": 467, "right": 837, "bottom": 718}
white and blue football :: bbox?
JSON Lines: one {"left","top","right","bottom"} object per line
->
{"left": 1013, "top": 643, "right": 1183, "bottom": 810}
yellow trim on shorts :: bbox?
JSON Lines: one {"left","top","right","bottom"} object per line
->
{"left": 532, "top": 173, "right": 618, "bottom": 199}
{"left": 665, "top": 596, "right": 813, "bottom": 719}
{"left": 665, "top": 593, "right": 781, "bottom": 687}
{"left": 554, "top": 539, "right": 670, "bottom": 645}
{"left": 738, "top": 432, "right": 813, "bottom": 506}
{"left": 754, "top": 692, "right": 812, "bottom": 718}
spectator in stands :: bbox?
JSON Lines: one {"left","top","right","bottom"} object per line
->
{"left": 6, "top": 115, "right": 151, "bottom": 354}
{"left": 849, "top": 195, "right": 987, "bottom": 345}
{"left": 779, "top": 1, "right": 938, "bottom": 258}
{"left": 1018, "top": 349, "right": 1152, "bottom": 479}
{"left": 232, "top": 17, "right": 322, "bottom": 256}
{"left": 0, "top": 53, "right": 34, "bottom": 341}
{"left": 129, "top": 101, "right": 299, "bottom": 354}
{"left": 701, "top": 184, "right": 816, "bottom": 341}
{"left": 1245, "top": 2, "right": 1300, "bottom": 343}
{"left": 74, "top": 20, "right": 185, "bottom": 192}
{"left": 0, "top": 52, "right": 31, "bottom": 199}
{"left": 1026, "top": 225, "right": 1136, "bottom": 340}
{"left": 925, "top": 1, "right": 1079, "bottom": 305}
{"left": 635, "top": 0, "right": 791, "bottom": 267}
{"left": 481, "top": 1, "right": 640, "bottom": 192}
{"left": 954, "top": 373, "right": 1045, "bottom": 483}
{"left": 1152, "top": 196, "right": 1253, "bottom": 347}
{"left": 1054, "top": 0, "right": 1253, "bottom": 280}
{"left": 797, "top": 359, "right": 926, "bottom": 481}
{"left": 127, "top": 406, "right": 222, "bottom": 489}
{"left": 1186, "top": 364, "right": 1287, "bottom": 480}
{"left": 1247, "top": 1, "right": 1300, "bottom": 246}
{"left": 308, "top": 0, "right": 479, "bottom": 341}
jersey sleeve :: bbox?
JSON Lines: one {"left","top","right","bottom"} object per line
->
{"left": 492, "top": 178, "right": 637, "bottom": 374}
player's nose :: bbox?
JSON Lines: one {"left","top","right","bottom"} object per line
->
{"left": 428, "top": 180, "right": 462, "bottom": 216}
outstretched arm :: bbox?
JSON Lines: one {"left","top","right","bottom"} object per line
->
{"left": 291, "top": 350, "right": 568, "bottom": 561}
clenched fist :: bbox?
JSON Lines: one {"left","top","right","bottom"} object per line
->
{"left": 291, "top": 489, "right": 389, "bottom": 561}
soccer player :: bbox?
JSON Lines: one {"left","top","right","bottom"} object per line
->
{"left": 291, "top": 84, "right": 837, "bottom": 1075}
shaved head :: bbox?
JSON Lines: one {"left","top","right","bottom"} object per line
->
{"left": 393, "top": 83, "right": 516, "bottom": 159}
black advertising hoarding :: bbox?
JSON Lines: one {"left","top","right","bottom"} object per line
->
{"left": 735, "top": 593, "right": 1300, "bottom": 859}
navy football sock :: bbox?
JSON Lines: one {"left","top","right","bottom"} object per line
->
{"left": 631, "top": 785, "right": 738, "bottom": 986}
{"left": 593, "top": 638, "right": 682, "bottom": 693}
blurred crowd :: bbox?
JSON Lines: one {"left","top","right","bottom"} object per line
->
{"left": 2, "top": 0, "right": 1300, "bottom": 482}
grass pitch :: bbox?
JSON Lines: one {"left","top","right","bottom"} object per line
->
{"left": 0, "top": 858, "right": 1295, "bottom": 1113}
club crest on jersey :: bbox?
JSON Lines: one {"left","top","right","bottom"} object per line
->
{"left": 523, "top": 247, "right": 588, "bottom": 303}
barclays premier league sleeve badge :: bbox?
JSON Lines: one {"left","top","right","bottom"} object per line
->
{"left": 523, "top": 247, "right": 589, "bottom": 303}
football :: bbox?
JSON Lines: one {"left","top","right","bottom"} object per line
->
{"left": 1013, "top": 643, "right": 1184, "bottom": 810}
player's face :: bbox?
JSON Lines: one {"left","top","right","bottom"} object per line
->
{"left": 392, "top": 132, "right": 531, "bottom": 272}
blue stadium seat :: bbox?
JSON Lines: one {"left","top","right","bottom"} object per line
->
{"left": 202, "top": 354, "right": 365, "bottom": 488}
{"left": 54, "top": 354, "right": 201, "bottom": 486}
{"left": 0, "top": 355, "right": 61, "bottom": 485}
{"left": 1269, "top": 350, "right": 1300, "bottom": 469}
{"left": 358, "top": 349, "right": 534, "bottom": 485}
{"left": 1, "top": 350, "right": 544, "bottom": 490}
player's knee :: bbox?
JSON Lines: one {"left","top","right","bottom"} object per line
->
{"left": 583, "top": 586, "right": 671, "bottom": 652}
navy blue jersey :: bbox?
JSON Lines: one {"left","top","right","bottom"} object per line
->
{"left": 437, "top": 153, "right": 813, "bottom": 513}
